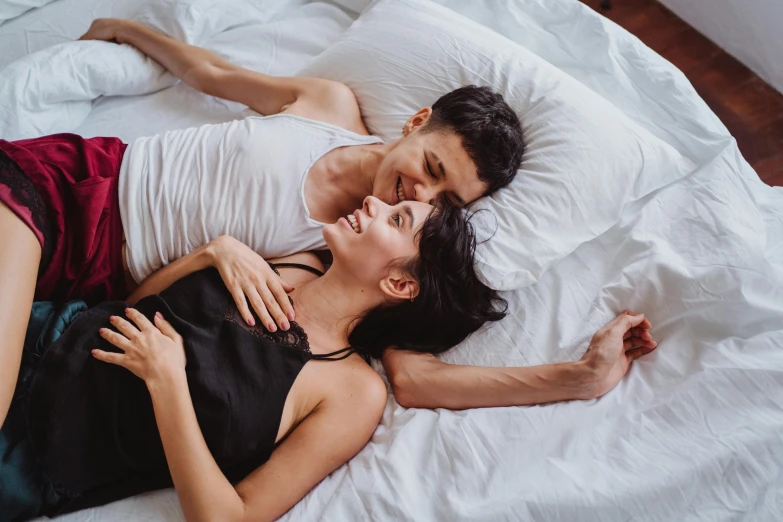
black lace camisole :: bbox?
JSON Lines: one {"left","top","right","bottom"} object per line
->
{"left": 25, "top": 266, "right": 359, "bottom": 515}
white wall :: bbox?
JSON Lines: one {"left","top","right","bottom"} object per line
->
{"left": 658, "top": 0, "right": 783, "bottom": 94}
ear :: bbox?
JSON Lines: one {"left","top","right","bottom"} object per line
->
{"left": 402, "top": 107, "right": 433, "bottom": 137}
{"left": 379, "top": 269, "right": 420, "bottom": 302}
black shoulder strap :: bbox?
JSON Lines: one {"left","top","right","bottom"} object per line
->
{"left": 268, "top": 262, "right": 325, "bottom": 277}
{"left": 309, "top": 347, "right": 356, "bottom": 361}
{"left": 310, "top": 346, "right": 372, "bottom": 364}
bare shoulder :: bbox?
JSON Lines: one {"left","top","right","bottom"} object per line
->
{"left": 284, "top": 78, "right": 370, "bottom": 136}
{"left": 331, "top": 357, "right": 387, "bottom": 419}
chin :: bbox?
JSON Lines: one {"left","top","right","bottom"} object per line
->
{"left": 322, "top": 223, "right": 338, "bottom": 247}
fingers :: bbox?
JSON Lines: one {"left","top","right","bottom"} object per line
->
{"left": 91, "top": 349, "right": 125, "bottom": 366}
{"left": 625, "top": 344, "right": 656, "bottom": 362}
{"left": 229, "top": 284, "right": 255, "bottom": 327}
{"left": 258, "top": 285, "right": 290, "bottom": 332}
{"left": 618, "top": 311, "right": 646, "bottom": 329}
{"left": 269, "top": 278, "right": 295, "bottom": 323}
{"left": 278, "top": 278, "right": 295, "bottom": 293}
{"left": 625, "top": 326, "right": 652, "bottom": 341}
{"left": 245, "top": 285, "right": 275, "bottom": 332}
{"left": 109, "top": 315, "right": 139, "bottom": 340}
{"left": 622, "top": 337, "right": 657, "bottom": 352}
{"left": 126, "top": 308, "right": 154, "bottom": 331}
{"left": 609, "top": 311, "right": 651, "bottom": 335}
{"left": 99, "top": 327, "right": 133, "bottom": 351}
{"left": 154, "top": 312, "right": 181, "bottom": 341}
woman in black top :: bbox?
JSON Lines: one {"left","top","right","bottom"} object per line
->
{"left": 1, "top": 197, "right": 509, "bottom": 520}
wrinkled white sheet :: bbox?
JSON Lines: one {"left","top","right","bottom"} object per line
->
{"left": 1, "top": 0, "right": 781, "bottom": 520}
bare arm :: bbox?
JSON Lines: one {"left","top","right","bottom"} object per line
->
{"left": 126, "top": 243, "right": 214, "bottom": 305}
{"left": 93, "top": 311, "right": 385, "bottom": 522}
{"left": 128, "top": 233, "right": 323, "bottom": 332}
{"left": 383, "top": 354, "right": 596, "bottom": 409}
{"left": 127, "top": 237, "right": 321, "bottom": 306}
{"left": 79, "top": 19, "right": 365, "bottom": 130}
{"left": 151, "top": 378, "right": 383, "bottom": 522}
{"left": 382, "top": 311, "right": 658, "bottom": 410}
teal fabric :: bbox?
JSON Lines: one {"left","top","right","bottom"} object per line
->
{"left": 0, "top": 300, "right": 87, "bottom": 521}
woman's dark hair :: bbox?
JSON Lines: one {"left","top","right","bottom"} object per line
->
{"left": 425, "top": 85, "right": 524, "bottom": 196}
{"left": 348, "top": 201, "right": 508, "bottom": 358}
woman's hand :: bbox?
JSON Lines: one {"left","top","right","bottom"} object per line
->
{"left": 93, "top": 308, "right": 186, "bottom": 386}
{"left": 206, "top": 235, "right": 294, "bottom": 332}
{"left": 580, "top": 311, "right": 657, "bottom": 398}
{"left": 78, "top": 18, "right": 129, "bottom": 44}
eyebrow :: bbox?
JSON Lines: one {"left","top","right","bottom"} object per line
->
{"left": 402, "top": 205, "right": 415, "bottom": 229}
{"left": 430, "top": 151, "right": 447, "bottom": 180}
{"left": 429, "top": 151, "right": 466, "bottom": 206}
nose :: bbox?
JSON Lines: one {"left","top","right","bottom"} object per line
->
{"left": 413, "top": 182, "right": 437, "bottom": 205}
{"left": 362, "top": 195, "right": 386, "bottom": 217}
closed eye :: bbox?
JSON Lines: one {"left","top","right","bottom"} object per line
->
{"left": 391, "top": 213, "right": 402, "bottom": 228}
{"left": 424, "top": 158, "right": 436, "bottom": 179}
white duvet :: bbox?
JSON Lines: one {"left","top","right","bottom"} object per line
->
{"left": 1, "top": 0, "right": 782, "bottom": 521}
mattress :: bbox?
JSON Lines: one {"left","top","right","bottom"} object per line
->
{"left": 1, "top": 0, "right": 781, "bottom": 520}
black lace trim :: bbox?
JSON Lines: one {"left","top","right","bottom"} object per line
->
{"left": 223, "top": 307, "right": 312, "bottom": 354}
{"left": 0, "top": 151, "right": 53, "bottom": 272}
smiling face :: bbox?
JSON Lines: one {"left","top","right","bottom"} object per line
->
{"left": 372, "top": 108, "right": 487, "bottom": 208}
{"left": 323, "top": 196, "right": 435, "bottom": 300}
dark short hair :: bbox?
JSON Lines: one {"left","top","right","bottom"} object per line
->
{"left": 425, "top": 85, "right": 524, "bottom": 197}
{"left": 349, "top": 201, "right": 507, "bottom": 358}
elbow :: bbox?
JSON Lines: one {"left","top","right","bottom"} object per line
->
{"left": 389, "top": 370, "right": 422, "bottom": 409}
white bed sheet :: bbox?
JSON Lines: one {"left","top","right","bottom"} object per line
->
{"left": 2, "top": 0, "right": 781, "bottom": 521}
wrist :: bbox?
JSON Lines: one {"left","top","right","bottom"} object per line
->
{"left": 113, "top": 19, "right": 136, "bottom": 44}
{"left": 201, "top": 239, "right": 221, "bottom": 267}
{"left": 568, "top": 361, "right": 602, "bottom": 400}
{"left": 146, "top": 367, "right": 188, "bottom": 395}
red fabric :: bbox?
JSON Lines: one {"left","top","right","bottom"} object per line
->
{"left": 0, "top": 134, "right": 127, "bottom": 304}
{"left": 0, "top": 181, "right": 44, "bottom": 246}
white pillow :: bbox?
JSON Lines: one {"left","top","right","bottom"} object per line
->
{"left": 0, "top": 0, "right": 55, "bottom": 24}
{"left": 301, "top": 0, "right": 696, "bottom": 290}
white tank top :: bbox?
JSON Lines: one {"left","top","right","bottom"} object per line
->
{"left": 118, "top": 114, "right": 383, "bottom": 283}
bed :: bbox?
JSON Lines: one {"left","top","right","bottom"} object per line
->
{"left": 2, "top": 0, "right": 782, "bottom": 520}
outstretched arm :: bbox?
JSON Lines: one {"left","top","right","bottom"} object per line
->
{"left": 382, "top": 311, "right": 657, "bottom": 410}
{"left": 78, "top": 19, "right": 365, "bottom": 130}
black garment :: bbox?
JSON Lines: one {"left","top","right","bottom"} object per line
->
{"left": 26, "top": 267, "right": 356, "bottom": 517}
{"left": 0, "top": 150, "right": 53, "bottom": 271}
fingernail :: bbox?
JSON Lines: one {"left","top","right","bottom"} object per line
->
{"left": 125, "top": 308, "right": 131, "bottom": 313}
{"left": 109, "top": 316, "right": 116, "bottom": 321}
{"left": 287, "top": 311, "right": 295, "bottom": 321}
{"left": 247, "top": 317, "right": 255, "bottom": 326}
{"left": 282, "top": 321, "right": 290, "bottom": 331}
{"left": 268, "top": 323, "right": 277, "bottom": 332}
{"left": 155, "top": 312, "right": 162, "bottom": 319}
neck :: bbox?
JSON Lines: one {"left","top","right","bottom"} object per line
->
{"left": 287, "top": 268, "right": 379, "bottom": 353}
{"left": 316, "top": 143, "right": 390, "bottom": 221}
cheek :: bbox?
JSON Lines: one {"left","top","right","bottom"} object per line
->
{"left": 368, "top": 231, "right": 416, "bottom": 267}
{"left": 352, "top": 230, "right": 402, "bottom": 274}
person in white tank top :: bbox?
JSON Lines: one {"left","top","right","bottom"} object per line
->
{"left": 0, "top": 16, "right": 658, "bottom": 453}
{"left": 75, "top": 18, "right": 525, "bottom": 334}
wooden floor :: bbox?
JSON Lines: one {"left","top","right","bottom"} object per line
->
{"left": 580, "top": 0, "right": 783, "bottom": 187}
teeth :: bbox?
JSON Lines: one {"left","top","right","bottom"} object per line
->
{"left": 397, "top": 177, "right": 406, "bottom": 202}
{"left": 346, "top": 214, "right": 360, "bottom": 233}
